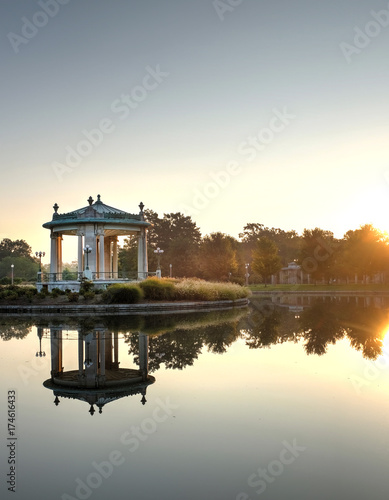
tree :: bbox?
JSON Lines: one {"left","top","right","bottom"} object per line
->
{"left": 119, "top": 210, "right": 202, "bottom": 277}
{"left": 251, "top": 237, "right": 282, "bottom": 286}
{"left": 239, "top": 223, "right": 300, "bottom": 266}
{"left": 0, "top": 239, "right": 33, "bottom": 260}
{"left": 145, "top": 210, "right": 201, "bottom": 277}
{"left": 118, "top": 235, "right": 138, "bottom": 277}
{"left": 199, "top": 232, "right": 238, "bottom": 281}
{"left": 297, "top": 228, "right": 337, "bottom": 284}
{"left": 342, "top": 225, "right": 388, "bottom": 282}
{"left": 0, "top": 256, "right": 39, "bottom": 282}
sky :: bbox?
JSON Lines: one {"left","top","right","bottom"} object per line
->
{"left": 1, "top": 0, "right": 389, "bottom": 262}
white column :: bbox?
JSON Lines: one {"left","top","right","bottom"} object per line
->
{"left": 112, "top": 237, "right": 118, "bottom": 277}
{"left": 78, "top": 332, "right": 83, "bottom": 377}
{"left": 50, "top": 233, "right": 57, "bottom": 275}
{"left": 50, "top": 328, "right": 63, "bottom": 378}
{"left": 99, "top": 234, "right": 105, "bottom": 279}
{"left": 139, "top": 333, "right": 149, "bottom": 381}
{"left": 104, "top": 237, "right": 111, "bottom": 278}
{"left": 57, "top": 235, "right": 63, "bottom": 275}
{"left": 99, "top": 332, "right": 105, "bottom": 380}
{"left": 137, "top": 228, "right": 148, "bottom": 279}
{"left": 77, "top": 234, "right": 83, "bottom": 274}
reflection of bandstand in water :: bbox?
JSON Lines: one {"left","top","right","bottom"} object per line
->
{"left": 42, "top": 326, "right": 155, "bottom": 415}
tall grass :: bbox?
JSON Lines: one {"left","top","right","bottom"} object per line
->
{"left": 172, "top": 279, "right": 250, "bottom": 301}
{"left": 138, "top": 277, "right": 175, "bottom": 300}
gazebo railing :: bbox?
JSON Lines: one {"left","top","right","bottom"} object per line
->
{"left": 38, "top": 271, "right": 158, "bottom": 282}
{"left": 39, "top": 272, "right": 83, "bottom": 282}
{"left": 92, "top": 271, "right": 157, "bottom": 280}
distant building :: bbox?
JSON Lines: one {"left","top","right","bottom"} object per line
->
{"left": 277, "top": 261, "right": 306, "bottom": 285}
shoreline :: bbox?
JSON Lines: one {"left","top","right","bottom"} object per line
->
{"left": 0, "top": 298, "right": 249, "bottom": 315}
{"left": 251, "top": 290, "right": 389, "bottom": 295}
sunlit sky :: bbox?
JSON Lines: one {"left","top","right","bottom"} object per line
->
{"left": 1, "top": 0, "right": 389, "bottom": 262}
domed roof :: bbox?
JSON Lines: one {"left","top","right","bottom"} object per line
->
{"left": 43, "top": 195, "right": 149, "bottom": 229}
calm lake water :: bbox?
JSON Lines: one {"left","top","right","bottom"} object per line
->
{"left": 1, "top": 294, "right": 389, "bottom": 500}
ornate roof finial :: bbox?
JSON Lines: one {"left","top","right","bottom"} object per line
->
{"left": 89, "top": 404, "right": 95, "bottom": 416}
{"left": 139, "top": 201, "right": 144, "bottom": 214}
{"left": 54, "top": 396, "right": 60, "bottom": 406}
{"left": 53, "top": 203, "right": 59, "bottom": 213}
{"left": 97, "top": 194, "right": 101, "bottom": 203}
{"left": 88, "top": 196, "right": 94, "bottom": 206}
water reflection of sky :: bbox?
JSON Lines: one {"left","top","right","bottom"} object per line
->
{"left": 1, "top": 297, "right": 389, "bottom": 500}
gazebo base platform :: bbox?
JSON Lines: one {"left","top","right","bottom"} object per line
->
{"left": 36, "top": 279, "right": 139, "bottom": 293}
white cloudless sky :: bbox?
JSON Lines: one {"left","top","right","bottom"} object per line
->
{"left": 1, "top": 0, "right": 389, "bottom": 261}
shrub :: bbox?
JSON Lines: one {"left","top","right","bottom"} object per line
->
{"left": 83, "top": 291, "right": 95, "bottom": 301}
{"left": 67, "top": 292, "right": 79, "bottom": 303}
{"left": 138, "top": 278, "right": 175, "bottom": 301}
{"left": 102, "top": 284, "right": 143, "bottom": 304}
{"left": 80, "top": 280, "right": 94, "bottom": 295}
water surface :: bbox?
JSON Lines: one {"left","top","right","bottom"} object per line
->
{"left": 1, "top": 296, "right": 389, "bottom": 500}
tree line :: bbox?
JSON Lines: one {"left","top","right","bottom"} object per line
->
{"left": 1, "top": 213, "right": 388, "bottom": 284}
{"left": 120, "top": 211, "right": 389, "bottom": 284}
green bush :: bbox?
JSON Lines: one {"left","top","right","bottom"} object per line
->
{"left": 83, "top": 291, "right": 95, "bottom": 301}
{"left": 102, "top": 284, "right": 143, "bottom": 304}
{"left": 67, "top": 292, "right": 79, "bottom": 303}
{"left": 138, "top": 278, "right": 175, "bottom": 301}
{"left": 80, "top": 280, "right": 94, "bottom": 295}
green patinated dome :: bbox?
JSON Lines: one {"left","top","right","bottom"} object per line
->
{"left": 43, "top": 195, "right": 150, "bottom": 231}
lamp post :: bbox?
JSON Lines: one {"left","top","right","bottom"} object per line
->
{"left": 11, "top": 264, "right": 14, "bottom": 285}
{"left": 83, "top": 245, "right": 92, "bottom": 270}
{"left": 169, "top": 263, "right": 172, "bottom": 278}
{"left": 245, "top": 263, "right": 250, "bottom": 286}
{"left": 36, "top": 327, "right": 46, "bottom": 357}
{"left": 35, "top": 251, "right": 45, "bottom": 272}
{"left": 154, "top": 247, "right": 164, "bottom": 277}
{"left": 84, "top": 341, "right": 93, "bottom": 368}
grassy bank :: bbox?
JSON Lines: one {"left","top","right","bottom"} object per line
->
{"left": 0, "top": 279, "right": 251, "bottom": 305}
{"left": 249, "top": 283, "right": 389, "bottom": 292}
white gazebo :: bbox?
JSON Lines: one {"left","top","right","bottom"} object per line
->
{"left": 37, "top": 195, "right": 150, "bottom": 291}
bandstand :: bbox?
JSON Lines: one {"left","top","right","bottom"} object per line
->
{"left": 37, "top": 195, "right": 150, "bottom": 292}
{"left": 41, "top": 325, "right": 155, "bottom": 415}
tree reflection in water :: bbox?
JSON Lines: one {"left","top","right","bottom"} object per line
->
{"left": 245, "top": 296, "right": 389, "bottom": 360}
{"left": 1, "top": 296, "right": 388, "bottom": 372}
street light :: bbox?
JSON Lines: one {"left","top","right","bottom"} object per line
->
{"left": 84, "top": 341, "right": 93, "bottom": 368}
{"left": 36, "top": 327, "right": 46, "bottom": 357}
{"left": 83, "top": 245, "right": 92, "bottom": 270}
{"left": 35, "top": 251, "right": 45, "bottom": 272}
{"left": 245, "top": 263, "right": 250, "bottom": 286}
{"left": 169, "top": 263, "right": 172, "bottom": 278}
{"left": 11, "top": 264, "right": 14, "bottom": 285}
{"left": 154, "top": 247, "right": 164, "bottom": 270}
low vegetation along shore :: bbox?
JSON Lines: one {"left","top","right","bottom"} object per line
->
{"left": 0, "top": 278, "right": 251, "bottom": 305}
{"left": 249, "top": 283, "right": 389, "bottom": 292}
